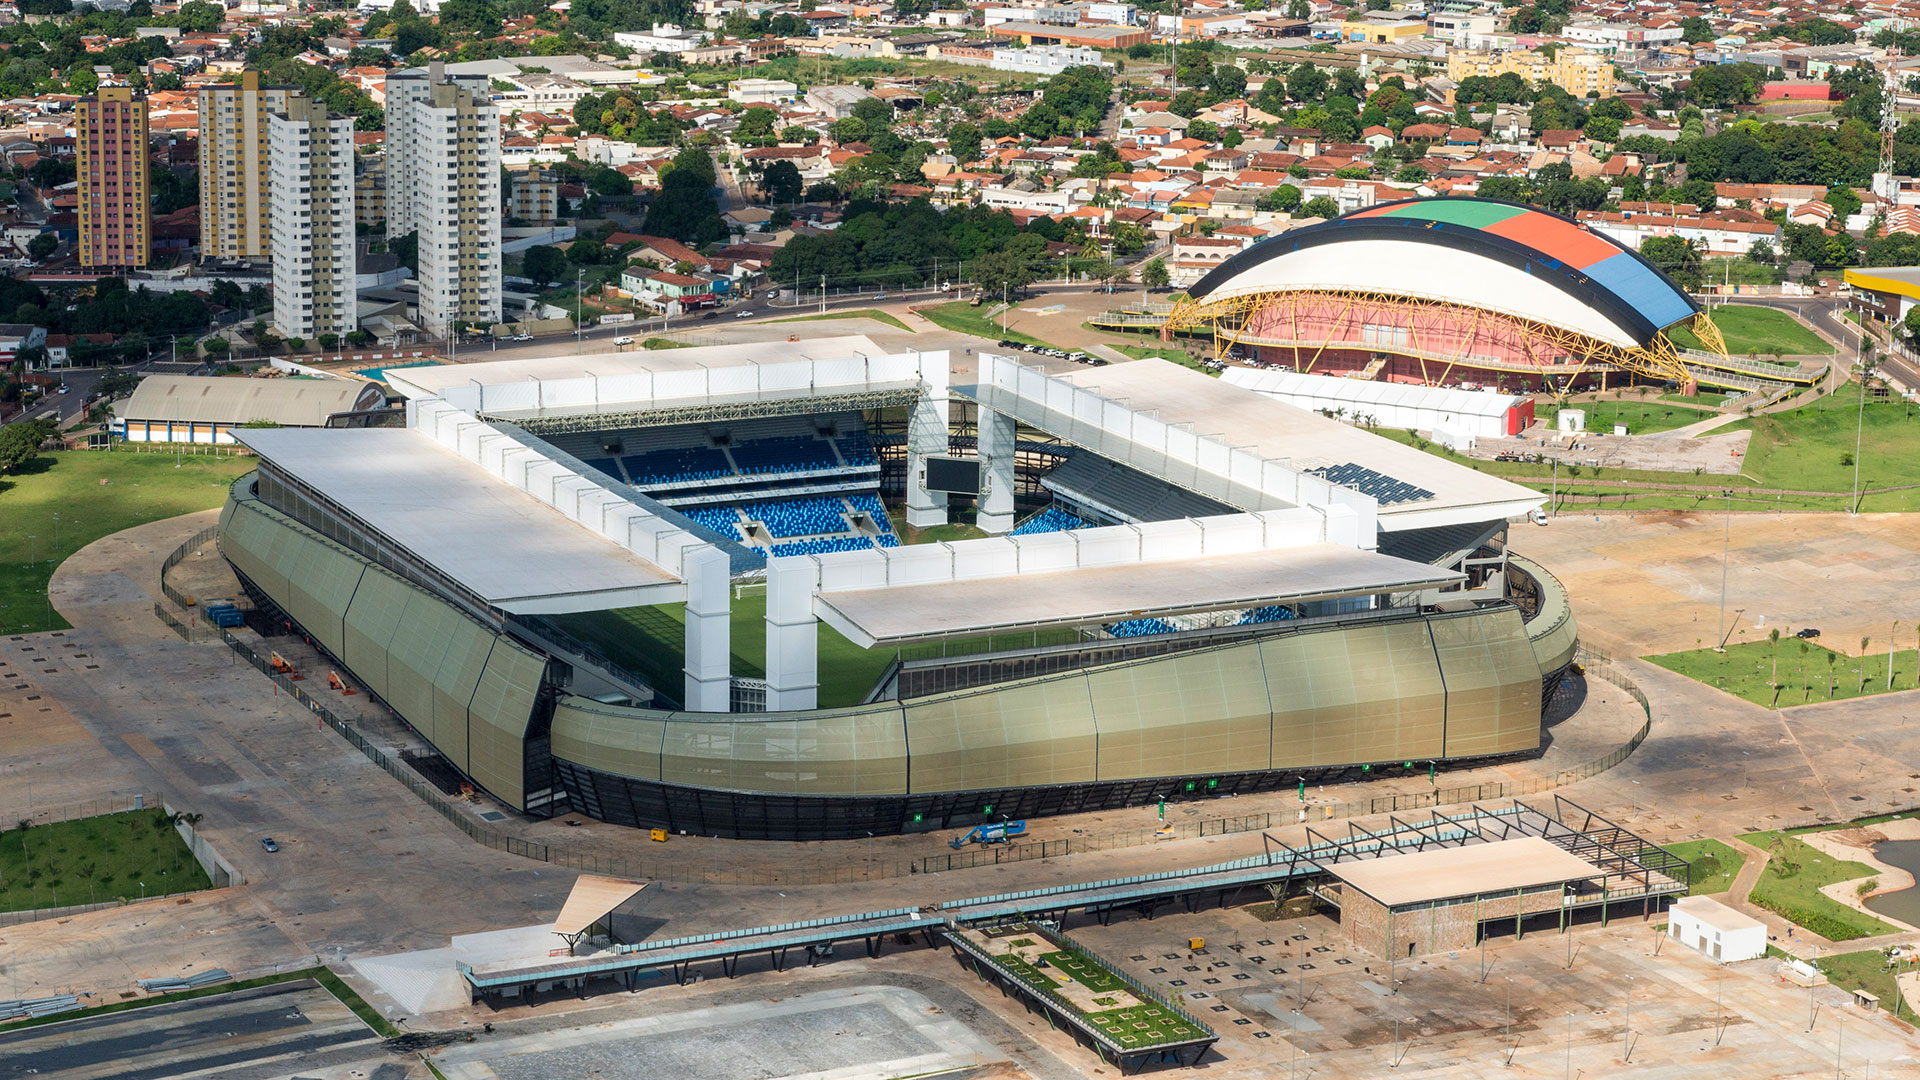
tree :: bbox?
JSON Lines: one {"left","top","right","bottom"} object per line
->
{"left": 1258, "top": 185, "right": 1302, "bottom": 212}
{"left": 26, "top": 233, "right": 56, "bottom": 262}
{"left": 642, "top": 146, "right": 725, "bottom": 246}
{"left": 828, "top": 117, "right": 867, "bottom": 144}
{"left": 762, "top": 159, "right": 802, "bottom": 204}
{"left": 1642, "top": 235, "right": 1703, "bottom": 288}
{"left": 970, "top": 248, "right": 1041, "bottom": 296}
{"left": 947, "top": 120, "right": 981, "bottom": 162}
{"left": 0, "top": 418, "right": 53, "bottom": 475}
{"left": 1301, "top": 196, "right": 1340, "bottom": 219}
{"left": 1141, "top": 257, "right": 1170, "bottom": 290}
{"left": 522, "top": 245, "right": 568, "bottom": 285}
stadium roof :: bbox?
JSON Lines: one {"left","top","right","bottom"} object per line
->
{"left": 382, "top": 335, "right": 889, "bottom": 399}
{"left": 813, "top": 542, "right": 1463, "bottom": 647}
{"left": 124, "top": 374, "right": 382, "bottom": 427}
{"left": 1188, "top": 197, "right": 1699, "bottom": 349}
{"left": 235, "top": 428, "right": 683, "bottom": 615}
{"left": 381, "top": 336, "right": 927, "bottom": 428}
{"left": 962, "top": 359, "right": 1543, "bottom": 531}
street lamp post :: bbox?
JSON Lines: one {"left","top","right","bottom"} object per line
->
{"left": 1716, "top": 487, "right": 1732, "bottom": 652}
{"left": 577, "top": 269, "right": 585, "bottom": 354}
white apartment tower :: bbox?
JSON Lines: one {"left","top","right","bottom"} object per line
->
{"left": 387, "top": 62, "right": 501, "bottom": 336}
{"left": 199, "top": 72, "right": 298, "bottom": 260}
{"left": 269, "top": 99, "right": 358, "bottom": 340}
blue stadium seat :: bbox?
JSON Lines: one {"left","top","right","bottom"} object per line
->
{"left": 1238, "top": 605, "right": 1296, "bottom": 625}
{"left": 622, "top": 446, "right": 732, "bottom": 486}
{"left": 1011, "top": 507, "right": 1095, "bottom": 536}
{"left": 836, "top": 436, "right": 878, "bottom": 467}
{"left": 844, "top": 494, "right": 896, "bottom": 539}
{"left": 730, "top": 436, "right": 840, "bottom": 475}
{"left": 1106, "top": 617, "right": 1177, "bottom": 637}
{"left": 679, "top": 506, "right": 744, "bottom": 539}
{"left": 581, "top": 458, "right": 624, "bottom": 481}
{"left": 745, "top": 496, "right": 848, "bottom": 538}
{"left": 770, "top": 536, "right": 879, "bottom": 557}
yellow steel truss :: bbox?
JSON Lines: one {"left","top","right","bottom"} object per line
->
{"left": 1163, "top": 289, "right": 1700, "bottom": 393}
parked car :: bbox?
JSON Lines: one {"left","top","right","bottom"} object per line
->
{"left": 1796, "top": 628, "right": 1822, "bottom": 639}
{"left": 1527, "top": 509, "right": 1550, "bottom": 526}
{"left": 1494, "top": 452, "right": 1522, "bottom": 462}
{"left": 260, "top": 837, "right": 280, "bottom": 853}
{"left": 612, "top": 336, "right": 634, "bottom": 346}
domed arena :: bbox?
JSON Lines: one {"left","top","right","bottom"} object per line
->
{"left": 1163, "top": 197, "right": 1739, "bottom": 392}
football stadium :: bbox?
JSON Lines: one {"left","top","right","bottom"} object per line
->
{"left": 214, "top": 333, "right": 1579, "bottom": 839}
{"left": 1109, "top": 197, "right": 1812, "bottom": 396}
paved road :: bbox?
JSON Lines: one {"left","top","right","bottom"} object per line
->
{"left": 0, "top": 980, "right": 382, "bottom": 1080}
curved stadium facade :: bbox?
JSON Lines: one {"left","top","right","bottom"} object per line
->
{"left": 1157, "top": 197, "right": 1734, "bottom": 392}
{"left": 216, "top": 333, "right": 1577, "bottom": 840}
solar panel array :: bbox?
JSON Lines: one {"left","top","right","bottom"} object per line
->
{"left": 1308, "top": 462, "right": 1436, "bottom": 506}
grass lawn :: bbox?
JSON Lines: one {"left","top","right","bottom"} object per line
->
{"left": 1662, "top": 838, "right": 1747, "bottom": 896}
{"left": 1541, "top": 399, "right": 1714, "bottom": 435}
{"left": 1740, "top": 395, "right": 1920, "bottom": 498}
{"left": 917, "top": 301, "right": 1060, "bottom": 351}
{"left": 1661, "top": 391, "right": 1735, "bottom": 408}
{"left": 1817, "top": 949, "right": 1905, "bottom": 1016}
{"left": 1669, "top": 304, "right": 1832, "bottom": 356}
{"left": 1646, "top": 641, "right": 1920, "bottom": 709}
{"left": 990, "top": 938, "right": 1204, "bottom": 1048}
{"left": 641, "top": 337, "right": 694, "bottom": 350}
{"left": 772, "top": 308, "right": 912, "bottom": 332}
{"left": 1095, "top": 337, "right": 1220, "bottom": 375}
{"left": 1377, "top": 393, "right": 1920, "bottom": 511}
{"left": 1735, "top": 830, "right": 1901, "bottom": 941}
{"left": 0, "top": 809, "right": 212, "bottom": 913}
{"left": 899, "top": 521, "right": 989, "bottom": 545}
{"left": 0, "top": 967, "right": 396, "bottom": 1036}
{"left": 552, "top": 591, "right": 897, "bottom": 709}
{"left": 0, "top": 450, "right": 254, "bottom": 634}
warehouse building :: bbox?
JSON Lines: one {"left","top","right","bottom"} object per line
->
{"left": 117, "top": 375, "right": 384, "bottom": 445}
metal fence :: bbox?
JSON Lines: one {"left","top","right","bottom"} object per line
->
{"left": 157, "top": 524, "right": 222, "bottom": 615}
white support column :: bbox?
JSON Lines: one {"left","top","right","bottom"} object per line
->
{"left": 977, "top": 406, "right": 1016, "bottom": 534}
{"left": 682, "top": 545, "right": 732, "bottom": 712}
{"left": 905, "top": 390, "right": 951, "bottom": 529}
{"left": 763, "top": 557, "right": 819, "bottom": 711}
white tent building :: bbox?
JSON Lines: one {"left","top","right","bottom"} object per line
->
{"left": 1220, "top": 368, "right": 1535, "bottom": 439}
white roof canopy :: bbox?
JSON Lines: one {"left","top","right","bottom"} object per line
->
{"left": 813, "top": 543, "right": 1462, "bottom": 647}
{"left": 238, "top": 428, "right": 682, "bottom": 614}
{"left": 962, "top": 358, "right": 1543, "bottom": 532}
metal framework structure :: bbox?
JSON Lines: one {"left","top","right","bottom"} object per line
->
{"left": 1260, "top": 795, "right": 1691, "bottom": 901}
{"left": 1159, "top": 289, "right": 1733, "bottom": 395}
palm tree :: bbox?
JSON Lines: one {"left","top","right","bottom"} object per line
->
{"left": 1768, "top": 627, "right": 1782, "bottom": 706}
{"left": 1861, "top": 635, "right": 1872, "bottom": 693}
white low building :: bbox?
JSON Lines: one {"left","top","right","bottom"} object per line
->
{"left": 728, "top": 77, "right": 798, "bottom": 105}
{"left": 613, "top": 25, "right": 708, "bottom": 53}
{"left": 990, "top": 44, "right": 1112, "bottom": 76}
{"left": 1221, "top": 368, "right": 1536, "bottom": 439}
{"left": 1666, "top": 897, "right": 1767, "bottom": 963}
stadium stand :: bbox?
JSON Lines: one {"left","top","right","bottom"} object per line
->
{"left": 731, "top": 435, "right": 841, "bottom": 474}
{"left": 1011, "top": 506, "right": 1096, "bottom": 536}
{"left": 1239, "top": 605, "right": 1296, "bottom": 624}
{"left": 678, "top": 505, "right": 745, "bottom": 539}
{"left": 1043, "top": 454, "right": 1232, "bottom": 524}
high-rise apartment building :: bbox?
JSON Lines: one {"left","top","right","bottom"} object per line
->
{"left": 77, "top": 87, "right": 150, "bottom": 269}
{"left": 198, "top": 71, "right": 299, "bottom": 260}
{"left": 388, "top": 63, "right": 501, "bottom": 336}
{"left": 269, "top": 99, "right": 358, "bottom": 340}
{"left": 382, "top": 62, "right": 490, "bottom": 239}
